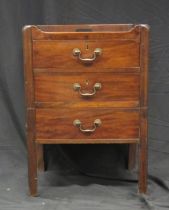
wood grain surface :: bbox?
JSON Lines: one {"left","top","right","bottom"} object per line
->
{"left": 34, "top": 72, "right": 140, "bottom": 108}
{"left": 33, "top": 39, "right": 140, "bottom": 69}
{"left": 23, "top": 24, "right": 149, "bottom": 195}
{"left": 35, "top": 108, "right": 140, "bottom": 141}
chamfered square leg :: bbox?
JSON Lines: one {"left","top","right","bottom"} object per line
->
{"left": 36, "top": 144, "right": 45, "bottom": 172}
{"left": 138, "top": 138, "right": 148, "bottom": 194}
{"left": 27, "top": 140, "right": 38, "bottom": 196}
{"left": 138, "top": 108, "right": 148, "bottom": 194}
{"left": 128, "top": 144, "right": 137, "bottom": 170}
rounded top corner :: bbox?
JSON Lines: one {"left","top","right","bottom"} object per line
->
{"left": 140, "top": 24, "right": 150, "bottom": 31}
{"left": 22, "top": 25, "right": 38, "bottom": 32}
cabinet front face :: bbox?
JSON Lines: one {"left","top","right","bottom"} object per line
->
{"left": 33, "top": 31, "right": 141, "bottom": 143}
{"left": 24, "top": 24, "right": 148, "bottom": 145}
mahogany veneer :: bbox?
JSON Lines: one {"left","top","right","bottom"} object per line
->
{"left": 23, "top": 24, "right": 149, "bottom": 196}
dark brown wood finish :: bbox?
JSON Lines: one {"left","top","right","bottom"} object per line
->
{"left": 35, "top": 24, "right": 137, "bottom": 32}
{"left": 34, "top": 72, "right": 140, "bottom": 108}
{"left": 128, "top": 144, "right": 137, "bottom": 170}
{"left": 35, "top": 108, "right": 140, "bottom": 141}
{"left": 33, "top": 40, "right": 140, "bottom": 69}
{"left": 31, "top": 24, "right": 140, "bottom": 40}
{"left": 138, "top": 25, "right": 149, "bottom": 194}
{"left": 23, "top": 24, "right": 149, "bottom": 196}
{"left": 36, "top": 144, "right": 45, "bottom": 172}
{"left": 23, "top": 26, "right": 37, "bottom": 196}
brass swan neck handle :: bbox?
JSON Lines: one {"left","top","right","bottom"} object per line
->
{"left": 73, "top": 82, "right": 101, "bottom": 97}
{"left": 73, "top": 119, "right": 102, "bottom": 133}
{"left": 73, "top": 48, "right": 102, "bottom": 63}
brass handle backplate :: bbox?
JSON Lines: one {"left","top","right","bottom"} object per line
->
{"left": 73, "top": 119, "right": 101, "bottom": 133}
{"left": 72, "top": 48, "right": 102, "bottom": 63}
{"left": 73, "top": 82, "right": 101, "bottom": 97}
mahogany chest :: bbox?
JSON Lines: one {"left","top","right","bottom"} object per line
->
{"left": 23, "top": 24, "right": 149, "bottom": 196}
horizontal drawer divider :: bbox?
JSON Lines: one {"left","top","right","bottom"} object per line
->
{"left": 27, "top": 106, "right": 148, "bottom": 110}
{"left": 34, "top": 101, "right": 140, "bottom": 109}
{"left": 33, "top": 67, "right": 140, "bottom": 73}
{"left": 32, "top": 38, "right": 140, "bottom": 41}
{"left": 34, "top": 106, "right": 141, "bottom": 110}
{"left": 35, "top": 138, "right": 140, "bottom": 144}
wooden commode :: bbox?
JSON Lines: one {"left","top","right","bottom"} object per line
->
{"left": 23, "top": 24, "right": 149, "bottom": 196}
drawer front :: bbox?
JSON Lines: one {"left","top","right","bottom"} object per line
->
{"left": 34, "top": 72, "right": 140, "bottom": 108}
{"left": 35, "top": 108, "right": 140, "bottom": 141}
{"left": 33, "top": 39, "right": 140, "bottom": 70}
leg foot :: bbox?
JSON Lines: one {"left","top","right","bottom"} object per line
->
{"left": 138, "top": 140, "right": 148, "bottom": 193}
{"left": 139, "top": 135, "right": 148, "bottom": 194}
{"left": 27, "top": 141, "right": 38, "bottom": 196}
{"left": 138, "top": 109, "right": 148, "bottom": 194}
